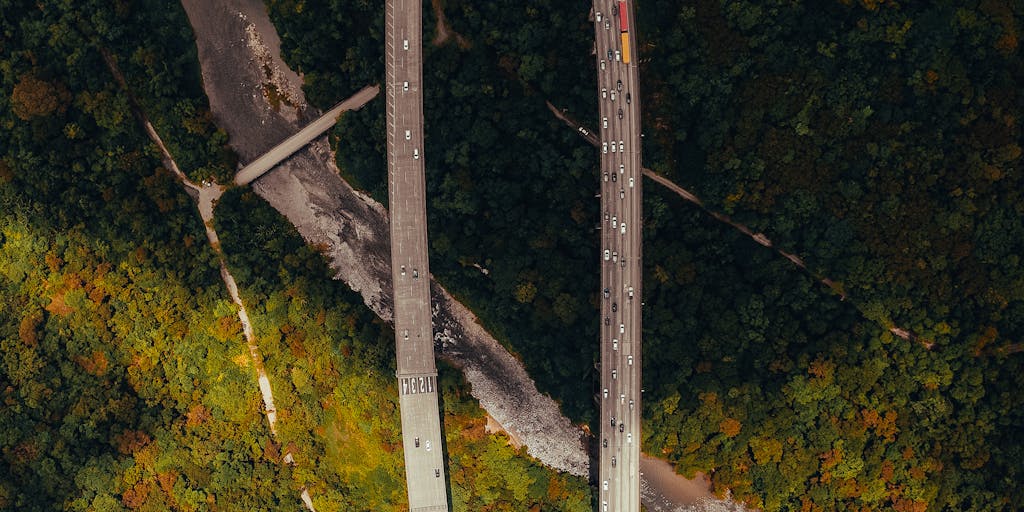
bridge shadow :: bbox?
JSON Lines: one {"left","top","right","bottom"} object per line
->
{"left": 588, "top": 433, "right": 601, "bottom": 511}
{"left": 435, "top": 365, "right": 455, "bottom": 512}
{"left": 588, "top": 369, "right": 601, "bottom": 510}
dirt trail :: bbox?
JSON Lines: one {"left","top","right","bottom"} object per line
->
{"left": 102, "top": 45, "right": 316, "bottom": 511}
{"left": 642, "top": 168, "right": 923, "bottom": 346}
{"left": 430, "top": 0, "right": 469, "bottom": 48}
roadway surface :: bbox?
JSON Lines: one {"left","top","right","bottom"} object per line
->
{"left": 385, "top": 0, "right": 450, "bottom": 510}
{"left": 593, "top": 1, "right": 644, "bottom": 511}
{"left": 234, "top": 85, "right": 381, "bottom": 186}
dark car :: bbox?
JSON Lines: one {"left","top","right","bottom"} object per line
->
{"left": 619, "top": 423, "right": 624, "bottom": 433}
{"left": 612, "top": 302, "right": 618, "bottom": 312}
{"left": 618, "top": 108, "right": 623, "bottom": 119}
{"left": 616, "top": 79, "right": 623, "bottom": 91}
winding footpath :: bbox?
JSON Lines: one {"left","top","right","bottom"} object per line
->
{"left": 545, "top": 99, "right": 923, "bottom": 347}
{"left": 100, "top": 46, "right": 317, "bottom": 512}
{"left": 640, "top": 168, "right": 924, "bottom": 347}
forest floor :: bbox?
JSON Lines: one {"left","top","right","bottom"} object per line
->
{"left": 182, "top": 0, "right": 588, "bottom": 476}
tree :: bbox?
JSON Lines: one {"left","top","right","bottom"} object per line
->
{"left": 10, "top": 74, "right": 67, "bottom": 120}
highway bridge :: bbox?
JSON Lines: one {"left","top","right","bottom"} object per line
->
{"left": 385, "top": 0, "right": 451, "bottom": 510}
{"left": 593, "top": 1, "right": 644, "bottom": 511}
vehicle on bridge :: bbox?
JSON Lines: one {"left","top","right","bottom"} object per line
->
{"left": 619, "top": 1, "right": 631, "bottom": 63}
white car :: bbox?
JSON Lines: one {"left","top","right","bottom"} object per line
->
{"left": 619, "top": 141, "right": 624, "bottom": 152}
{"left": 405, "top": 129, "right": 411, "bottom": 140}
{"left": 602, "top": 87, "right": 607, "bottom": 98}
{"left": 603, "top": 171, "right": 609, "bottom": 182}
{"left": 610, "top": 90, "right": 616, "bottom": 101}
{"left": 612, "top": 339, "right": 618, "bottom": 350}
{"left": 403, "top": 81, "right": 409, "bottom": 91}
{"left": 627, "top": 433, "right": 632, "bottom": 443}
{"left": 604, "top": 249, "right": 610, "bottom": 261}
{"left": 603, "top": 388, "right": 608, "bottom": 398}
{"left": 603, "top": 480, "right": 608, "bottom": 490}
{"left": 629, "top": 399, "right": 634, "bottom": 410}
{"left": 619, "top": 323, "right": 625, "bottom": 334}
{"left": 596, "top": 12, "right": 602, "bottom": 22}
{"left": 403, "top": 39, "right": 409, "bottom": 50}
{"left": 628, "top": 355, "right": 633, "bottom": 365}
{"left": 611, "top": 142, "right": 617, "bottom": 153}
{"left": 619, "top": 163, "right": 625, "bottom": 173}
{"left": 629, "top": 177, "right": 634, "bottom": 188}
{"left": 611, "top": 216, "right": 617, "bottom": 229}
{"left": 602, "top": 142, "right": 608, "bottom": 154}
{"left": 620, "top": 188, "right": 625, "bottom": 199}
{"left": 611, "top": 369, "right": 617, "bottom": 380}
{"left": 601, "top": 60, "right": 606, "bottom": 70}
{"left": 620, "top": 222, "right": 626, "bottom": 235}
{"left": 413, "top": 148, "right": 419, "bottom": 159}
{"left": 620, "top": 394, "right": 625, "bottom": 404}
{"left": 615, "top": 50, "right": 621, "bottom": 61}
{"left": 603, "top": 117, "right": 608, "bottom": 128}
{"left": 628, "top": 286, "right": 634, "bottom": 299}
{"left": 612, "top": 251, "right": 618, "bottom": 262}
{"left": 425, "top": 440, "right": 431, "bottom": 451}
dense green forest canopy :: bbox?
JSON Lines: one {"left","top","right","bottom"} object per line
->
{"left": 269, "top": 0, "right": 1023, "bottom": 510}
{"left": 1, "top": 0, "right": 589, "bottom": 510}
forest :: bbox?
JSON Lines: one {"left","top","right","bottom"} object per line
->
{"left": 1, "top": 0, "right": 589, "bottom": 510}
{"left": 267, "top": 0, "right": 1024, "bottom": 510}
